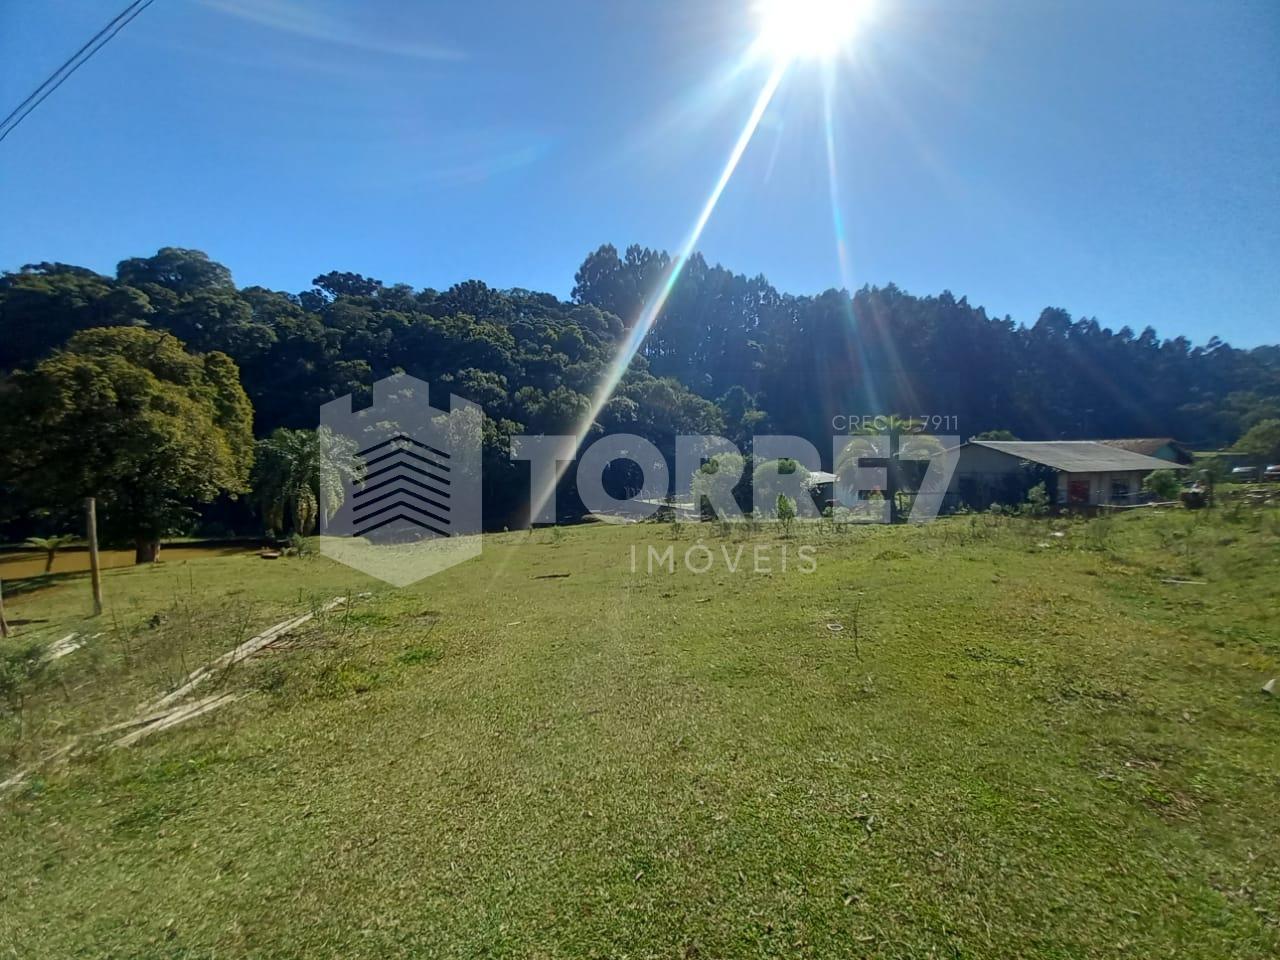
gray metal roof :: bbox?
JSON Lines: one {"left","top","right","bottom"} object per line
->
{"left": 968, "top": 440, "right": 1187, "bottom": 473}
{"left": 1097, "top": 438, "right": 1175, "bottom": 455}
{"left": 805, "top": 471, "right": 839, "bottom": 487}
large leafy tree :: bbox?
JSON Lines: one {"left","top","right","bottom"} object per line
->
{"left": 0, "top": 265, "right": 152, "bottom": 371}
{"left": 1233, "top": 419, "right": 1280, "bottom": 466}
{"left": 116, "top": 247, "right": 235, "bottom": 295}
{"left": 717, "top": 385, "right": 769, "bottom": 452}
{"left": 0, "top": 328, "right": 254, "bottom": 562}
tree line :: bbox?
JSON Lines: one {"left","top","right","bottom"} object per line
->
{"left": 1, "top": 245, "right": 1277, "bottom": 551}
{"left": 573, "top": 244, "right": 1280, "bottom": 447}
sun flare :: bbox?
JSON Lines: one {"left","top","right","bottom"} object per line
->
{"left": 756, "top": 0, "right": 868, "bottom": 62}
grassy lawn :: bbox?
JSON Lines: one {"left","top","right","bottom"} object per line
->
{"left": 2, "top": 508, "right": 1278, "bottom": 958}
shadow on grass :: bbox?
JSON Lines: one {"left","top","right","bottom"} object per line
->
{"left": 1, "top": 571, "right": 86, "bottom": 599}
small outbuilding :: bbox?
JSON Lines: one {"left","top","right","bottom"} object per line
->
{"left": 950, "top": 439, "right": 1187, "bottom": 510}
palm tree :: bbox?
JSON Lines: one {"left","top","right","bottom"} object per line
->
{"left": 835, "top": 415, "right": 924, "bottom": 478}
{"left": 252, "top": 428, "right": 361, "bottom": 536}
{"left": 834, "top": 416, "right": 941, "bottom": 523}
{"left": 24, "top": 534, "right": 78, "bottom": 573}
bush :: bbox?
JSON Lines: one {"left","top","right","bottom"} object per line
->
{"left": 1143, "top": 469, "right": 1182, "bottom": 502}
{"left": 752, "top": 458, "right": 810, "bottom": 516}
{"left": 776, "top": 493, "right": 796, "bottom": 534}
{"left": 1023, "top": 482, "right": 1050, "bottom": 516}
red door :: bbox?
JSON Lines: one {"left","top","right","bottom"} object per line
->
{"left": 1068, "top": 479, "right": 1090, "bottom": 504}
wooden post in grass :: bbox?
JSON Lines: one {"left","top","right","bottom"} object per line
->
{"left": 0, "top": 578, "right": 9, "bottom": 637}
{"left": 86, "top": 497, "right": 103, "bottom": 616}
{"left": 887, "top": 427, "right": 901, "bottom": 525}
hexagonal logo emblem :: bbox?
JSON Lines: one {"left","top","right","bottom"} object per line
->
{"left": 318, "top": 374, "right": 483, "bottom": 586}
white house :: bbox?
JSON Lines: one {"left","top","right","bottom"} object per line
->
{"left": 950, "top": 440, "right": 1186, "bottom": 509}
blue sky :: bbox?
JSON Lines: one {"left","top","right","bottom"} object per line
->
{"left": 1, "top": 0, "right": 1276, "bottom": 346}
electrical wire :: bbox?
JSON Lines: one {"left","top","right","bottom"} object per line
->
{"left": 0, "top": 0, "right": 158, "bottom": 145}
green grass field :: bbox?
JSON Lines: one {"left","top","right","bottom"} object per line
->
{"left": 2, "top": 508, "right": 1278, "bottom": 958}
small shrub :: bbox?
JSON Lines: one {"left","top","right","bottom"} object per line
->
{"left": 0, "top": 642, "right": 49, "bottom": 737}
{"left": 1143, "top": 469, "right": 1182, "bottom": 503}
{"left": 286, "top": 533, "right": 316, "bottom": 558}
{"left": 1023, "top": 482, "right": 1050, "bottom": 517}
{"left": 776, "top": 494, "right": 797, "bottom": 535}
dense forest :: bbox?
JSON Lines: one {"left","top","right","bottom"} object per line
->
{"left": 2, "top": 245, "right": 1278, "bottom": 535}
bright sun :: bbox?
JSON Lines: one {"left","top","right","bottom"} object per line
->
{"left": 756, "top": 0, "right": 867, "bottom": 62}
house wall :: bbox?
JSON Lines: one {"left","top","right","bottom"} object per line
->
{"left": 950, "top": 445, "right": 1153, "bottom": 509}
{"left": 1061, "top": 470, "right": 1148, "bottom": 505}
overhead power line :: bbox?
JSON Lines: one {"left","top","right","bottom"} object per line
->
{"left": 0, "top": 0, "right": 158, "bottom": 145}
{"left": 0, "top": 0, "right": 147, "bottom": 132}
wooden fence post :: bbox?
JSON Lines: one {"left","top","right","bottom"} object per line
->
{"left": 86, "top": 497, "right": 103, "bottom": 616}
